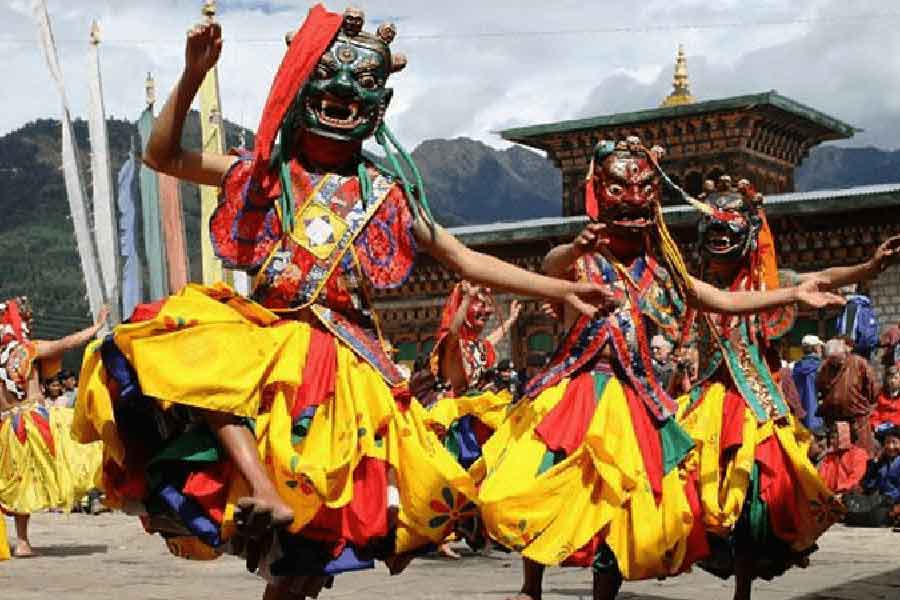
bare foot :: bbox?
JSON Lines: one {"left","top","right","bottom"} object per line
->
{"left": 438, "top": 542, "right": 461, "bottom": 559}
{"left": 234, "top": 496, "right": 294, "bottom": 573}
{"left": 235, "top": 495, "right": 294, "bottom": 537}
{"left": 13, "top": 541, "right": 37, "bottom": 558}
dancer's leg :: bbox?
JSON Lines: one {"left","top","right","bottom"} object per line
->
{"left": 262, "top": 576, "right": 331, "bottom": 600}
{"left": 205, "top": 412, "right": 294, "bottom": 530}
{"left": 592, "top": 567, "right": 623, "bottom": 600}
{"left": 13, "top": 514, "right": 35, "bottom": 557}
{"left": 733, "top": 551, "right": 754, "bottom": 600}
{"left": 508, "top": 557, "right": 545, "bottom": 600}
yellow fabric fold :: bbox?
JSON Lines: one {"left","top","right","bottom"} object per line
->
{"left": 0, "top": 403, "right": 100, "bottom": 514}
{"left": 677, "top": 383, "right": 839, "bottom": 550}
{"left": 424, "top": 389, "right": 514, "bottom": 433}
{"left": 478, "top": 376, "right": 696, "bottom": 580}
{"left": 72, "top": 283, "right": 476, "bottom": 554}
{"left": 0, "top": 514, "right": 9, "bottom": 560}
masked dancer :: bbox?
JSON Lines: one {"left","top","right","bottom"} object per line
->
{"left": 475, "top": 138, "right": 845, "bottom": 600}
{"left": 72, "top": 6, "right": 612, "bottom": 598}
{"left": 677, "top": 174, "right": 899, "bottom": 599}
{"left": 1, "top": 298, "right": 105, "bottom": 558}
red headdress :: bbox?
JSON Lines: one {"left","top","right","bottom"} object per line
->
{"left": 0, "top": 297, "right": 37, "bottom": 399}
{"left": 429, "top": 283, "right": 497, "bottom": 389}
{"left": 250, "top": 4, "right": 343, "bottom": 195}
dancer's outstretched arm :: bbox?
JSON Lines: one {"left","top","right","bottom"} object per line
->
{"left": 486, "top": 300, "right": 521, "bottom": 347}
{"left": 144, "top": 22, "right": 236, "bottom": 185}
{"left": 689, "top": 277, "right": 844, "bottom": 315}
{"left": 448, "top": 282, "right": 476, "bottom": 337}
{"left": 35, "top": 306, "right": 109, "bottom": 360}
{"left": 415, "top": 221, "right": 616, "bottom": 319}
{"left": 799, "top": 235, "right": 900, "bottom": 289}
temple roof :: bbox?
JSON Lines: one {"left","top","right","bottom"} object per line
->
{"left": 449, "top": 183, "right": 900, "bottom": 247}
{"left": 499, "top": 91, "right": 857, "bottom": 147}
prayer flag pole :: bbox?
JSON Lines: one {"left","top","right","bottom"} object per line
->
{"left": 87, "top": 20, "right": 121, "bottom": 323}
{"left": 32, "top": 0, "right": 105, "bottom": 324}
{"left": 198, "top": 0, "right": 227, "bottom": 286}
{"left": 137, "top": 74, "right": 170, "bottom": 300}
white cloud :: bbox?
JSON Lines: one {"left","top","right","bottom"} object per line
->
{"left": 2, "top": 0, "right": 898, "bottom": 150}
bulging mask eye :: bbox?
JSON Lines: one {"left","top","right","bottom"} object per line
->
{"left": 607, "top": 184, "right": 624, "bottom": 196}
{"left": 643, "top": 184, "right": 655, "bottom": 196}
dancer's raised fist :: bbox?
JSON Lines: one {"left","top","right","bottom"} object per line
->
{"left": 185, "top": 22, "right": 223, "bottom": 76}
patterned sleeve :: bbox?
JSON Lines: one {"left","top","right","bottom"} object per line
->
{"left": 355, "top": 185, "right": 417, "bottom": 289}
{"left": 209, "top": 153, "right": 283, "bottom": 271}
{"left": 778, "top": 269, "right": 802, "bottom": 288}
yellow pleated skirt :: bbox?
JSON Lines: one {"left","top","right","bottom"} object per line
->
{"left": 0, "top": 403, "right": 101, "bottom": 515}
{"left": 72, "top": 284, "right": 477, "bottom": 554}
{"left": 0, "top": 513, "right": 9, "bottom": 560}
{"left": 677, "top": 382, "right": 841, "bottom": 552}
{"left": 424, "top": 389, "right": 514, "bottom": 434}
{"left": 476, "top": 373, "right": 699, "bottom": 580}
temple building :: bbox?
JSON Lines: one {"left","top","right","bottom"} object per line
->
{"left": 375, "top": 48, "right": 900, "bottom": 370}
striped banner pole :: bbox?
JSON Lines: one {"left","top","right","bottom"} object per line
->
{"left": 198, "top": 1, "right": 250, "bottom": 294}
{"left": 117, "top": 151, "right": 143, "bottom": 319}
{"left": 137, "top": 76, "right": 169, "bottom": 300}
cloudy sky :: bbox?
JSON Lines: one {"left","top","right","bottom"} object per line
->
{"left": 4, "top": 0, "right": 900, "bottom": 150}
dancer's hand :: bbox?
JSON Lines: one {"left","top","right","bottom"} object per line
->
{"left": 540, "top": 302, "right": 561, "bottom": 320}
{"left": 795, "top": 278, "right": 846, "bottom": 310}
{"left": 573, "top": 223, "right": 609, "bottom": 257}
{"left": 873, "top": 235, "right": 900, "bottom": 271}
{"left": 91, "top": 305, "right": 110, "bottom": 333}
{"left": 563, "top": 282, "right": 619, "bottom": 319}
{"left": 185, "top": 22, "right": 223, "bottom": 76}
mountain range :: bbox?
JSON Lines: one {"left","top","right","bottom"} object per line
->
{"left": 0, "top": 115, "right": 897, "bottom": 353}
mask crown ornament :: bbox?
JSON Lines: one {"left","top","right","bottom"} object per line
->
{"left": 697, "top": 173, "right": 764, "bottom": 262}
{"left": 377, "top": 22, "right": 397, "bottom": 44}
{"left": 342, "top": 7, "right": 365, "bottom": 37}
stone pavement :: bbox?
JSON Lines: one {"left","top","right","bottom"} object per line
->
{"left": 3, "top": 512, "right": 900, "bottom": 599}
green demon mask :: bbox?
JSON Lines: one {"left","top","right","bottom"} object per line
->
{"left": 288, "top": 8, "right": 407, "bottom": 143}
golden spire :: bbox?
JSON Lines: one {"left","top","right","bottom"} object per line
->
{"left": 661, "top": 44, "right": 695, "bottom": 107}
{"left": 145, "top": 72, "right": 156, "bottom": 107}
{"left": 202, "top": 0, "right": 217, "bottom": 22}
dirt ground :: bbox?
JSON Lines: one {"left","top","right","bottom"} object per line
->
{"left": 3, "top": 512, "right": 900, "bottom": 599}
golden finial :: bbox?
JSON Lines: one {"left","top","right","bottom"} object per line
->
{"left": 661, "top": 44, "right": 695, "bottom": 107}
{"left": 89, "top": 20, "right": 101, "bottom": 45}
{"left": 202, "top": 0, "right": 217, "bottom": 22}
{"left": 145, "top": 72, "right": 156, "bottom": 107}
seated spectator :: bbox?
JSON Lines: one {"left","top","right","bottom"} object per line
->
{"left": 58, "top": 369, "right": 77, "bottom": 408}
{"left": 817, "top": 337, "right": 878, "bottom": 455}
{"left": 879, "top": 321, "right": 900, "bottom": 370}
{"left": 43, "top": 377, "right": 65, "bottom": 406}
{"left": 808, "top": 427, "right": 828, "bottom": 467}
{"left": 872, "top": 365, "right": 900, "bottom": 429}
{"left": 818, "top": 422, "right": 869, "bottom": 494}
{"left": 793, "top": 334, "right": 824, "bottom": 430}
{"left": 862, "top": 425, "right": 900, "bottom": 529}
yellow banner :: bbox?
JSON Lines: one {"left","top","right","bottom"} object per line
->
{"left": 198, "top": 66, "right": 226, "bottom": 285}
